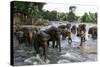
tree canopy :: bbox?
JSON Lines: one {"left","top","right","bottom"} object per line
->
{"left": 12, "top": 1, "right": 97, "bottom": 25}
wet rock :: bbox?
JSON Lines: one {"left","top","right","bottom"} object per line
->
{"left": 16, "top": 50, "right": 25, "bottom": 53}
{"left": 57, "top": 59, "right": 71, "bottom": 63}
{"left": 14, "top": 57, "right": 25, "bottom": 62}
{"left": 58, "top": 51, "right": 86, "bottom": 62}
{"left": 24, "top": 56, "right": 50, "bottom": 65}
{"left": 85, "top": 54, "right": 97, "bottom": 61}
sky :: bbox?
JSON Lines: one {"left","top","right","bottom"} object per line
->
{"left": 43, "top": 3, "right": 97, "bottom": 16}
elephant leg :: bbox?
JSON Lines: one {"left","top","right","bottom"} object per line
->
{"left": 43, "top": 47, "right": 47, "bottom": 62}
{"left": 47, "top": 41, "right": 50, "bottom": 47}
{"left": 83, "top": 37, "right": 86, "bottom": 41}
{"left": 52, "top": 41, "right": 55, "bottom": 48}
{"left": 25, "top": 38, "right": 28, "bottom": 46}
{"left": 33, "top": 41, "right": 40, "bottom": 55}
{"left": 55, "top": 41, "right": 58, "bottom": 48}
{"left": 80, "top": 38, "right": 83, "bottom": 46}
{"left": 57, "top": 38, "right": 61, "bottom": 52}
{"left": 43, "top": 41, "right": 48, "bottom": 62}
{"left": 18, "top": 37, "right": 21, "bottom": 44}
{"left": 35, "top": 46, "right": 40, "bottom": 58}
{"left": 62, "top": 36, "right": 66, "bottom": 40}
{"left": 36, "top": 48, "right": 40, "bottom": 57}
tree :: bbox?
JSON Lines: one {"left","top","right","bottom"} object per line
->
{"left": 81, "top": 13, "right": 89, "bottom": 22}
{"left": 13, "top": 1, "right": 46, "bottom": 25}
{"left": 81, "top": 12, "right": 97, "bottom": 23}
{"left": 57, "top": 12, "right": 68, "bottom": 21}
{"left": 95, "top": 13, "right": 97, "bottom": 23}
{"left": 89, "top": 12, "right": 97, "bottom": 22}
{"left": 67, "top": 11, "right": 76, "bottom": 22}
{"left": 49, "top": 11, "right": 58, "bottom": 21}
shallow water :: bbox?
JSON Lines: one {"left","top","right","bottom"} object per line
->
{"left": 13, "top": 21, "right": 97, "bottom": 66}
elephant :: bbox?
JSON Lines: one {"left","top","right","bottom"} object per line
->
{"left": 33, "top": 31, "right": 50, "bottom": 62}
{"left": 14, "top": 28, "right": 26, "bottom": 44}
{"left": 21, "top": 27, "right": 37, "bottom": 47}
{"left": 71, "top": 25, "right": 77, "bottom": 34}
{"left": 44, "top": 26, "right": 61, "bottom": 52}
{"left": 66, "top": 23, "right": 71, "bottom": 30}
{"left": 88, "top": 26, "right": 97, "bottom": 39}
{"left": 58, "top": 25, "right": 66, "bottom": 29}
{"left": 60, "top": 29, "right": 71, "bottom": 40}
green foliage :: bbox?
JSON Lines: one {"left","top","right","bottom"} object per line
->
{"left": 67, "top": 11, "right": 77, "bottom": 22}
{"left": 57, "top": 12, "right": 68, "bottom": 21}
{"left": 81, "top": 12, "right": 97, "bottom": 23}
{"left": 13, "top": 1, "right": 46, "bottom": 17}
{"left": 46, "top": 11, "right": 57, "bottom": 21}
{"left": 13, "top": 1, "right": 46, "bottom": 25}
{"left": 13, "top": 1, "right": 97, "bottom": 24}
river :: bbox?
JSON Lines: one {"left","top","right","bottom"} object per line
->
{"left": 13, "top": 21, "right": 97, "bottom": 66}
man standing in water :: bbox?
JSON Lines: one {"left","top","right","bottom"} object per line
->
{"left": 80, "top": 31, "right": 86, "bottom": 46}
